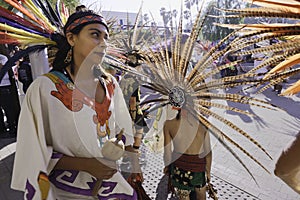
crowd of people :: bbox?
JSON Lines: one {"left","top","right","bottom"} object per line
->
{"left": 0, "top": 3, "right": 298, "bottom": 200}
{"left": 0, "top": 44, "right": 33, "bottom": 136}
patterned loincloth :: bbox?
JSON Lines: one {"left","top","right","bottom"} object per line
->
{"left": 170, "top": 152, "right": 206, "bottom": 191}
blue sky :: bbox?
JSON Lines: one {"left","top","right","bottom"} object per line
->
{"left": 80, "top": 0, "right": 183, "bottom": 12}
{"left": 80, "top": 0, "right": 184, "bottom": 22}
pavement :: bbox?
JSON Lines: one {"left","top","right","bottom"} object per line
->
{"left": 0, "top": 77, "right": 300, "bottom": 199}
{"left": 209, "top": 79, "right": 300, "bottom": 200}
{"left": 0, "top": 137, "right": 23, "bottom": 199}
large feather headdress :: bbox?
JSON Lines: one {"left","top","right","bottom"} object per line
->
{"left": 0, "top": 0, "right": 70, "bottom": 80}
{"left": 104, "top": 4, "right": 158, "bottom": 70}
{"left": 108, "top": 0, "right": 282, "bottom": 182}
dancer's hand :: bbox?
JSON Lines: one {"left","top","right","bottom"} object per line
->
{"left": 128, "top": 172, "right": 144, "bottom": 183}
{"left": 86, "top": 157, "right": 117, "bottom": 180}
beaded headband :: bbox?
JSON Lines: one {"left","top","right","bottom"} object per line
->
{"left": 65, "top": 15, "right": 108, "bottom": 33}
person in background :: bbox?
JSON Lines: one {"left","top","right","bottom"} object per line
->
{"left": 225, "top": 55, "right": 238, "bottom": 77}
{"left": 220, "top": 54, "right": 238, "bottom": 78}
{"left": 0, "top": 44, "right": 20, "bottom": 134}
{"left": 0, "top": 53, "right": 8, "bottom": 134}
{"left": 163, "top": 108, "right": 212, "bottom": 200}
{"left": 17, "top": 55, "right": 33, "bottom": 94}
{"left": 11, "top": 7, "right": 141, "bottom": 200}
{"left": 120, "top": 57, "right": 149, "bottom": 163}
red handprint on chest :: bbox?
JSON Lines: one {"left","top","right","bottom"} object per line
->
{"left": 51, "top": 79, "right": 115, "bottom": 127}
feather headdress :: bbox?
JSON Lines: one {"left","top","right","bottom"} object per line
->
{"left": 108, "top": 0, "right": 281, "bottom": 183}
{"left": 0, "top": 1, "right": 110, "bottom": 80}
{"left": 214, "top": 0, "right": 300, "bottom": 95}
{"left": 105, "top": 4, "right": 157, "bottom": 68}
{"left": 0, "top": 0, "right": 69, "bottom": 80}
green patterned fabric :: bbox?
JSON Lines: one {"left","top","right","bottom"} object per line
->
{"left": 170, "top": 164, "right": 206, "bottom": 191}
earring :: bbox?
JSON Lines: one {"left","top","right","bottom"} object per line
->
{"left": 64, "top": 47, "right": 73, "bottom": 63}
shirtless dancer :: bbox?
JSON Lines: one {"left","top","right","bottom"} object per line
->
{"left": 163, "top": 108, "right": 212, "bottom": 200}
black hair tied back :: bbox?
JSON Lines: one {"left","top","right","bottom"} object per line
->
{"left": 51, "top": 32, "right": 71, "bottom": 71}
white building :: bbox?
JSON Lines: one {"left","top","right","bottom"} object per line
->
{"left": 101, "top": 11, "right": 139, "bottom": 29}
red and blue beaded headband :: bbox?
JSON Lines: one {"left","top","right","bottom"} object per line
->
{"left": 65, "top": 15, "right": 108, "bottom": 33}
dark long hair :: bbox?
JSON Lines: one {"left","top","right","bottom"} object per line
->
{"left": 52, "top": 9, "right": 106, "bottom": 73}
{"left": 51, "top": 33, "right": 72, "bottom": 72}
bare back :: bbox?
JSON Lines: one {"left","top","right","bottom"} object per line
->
{"left": 164, "top": 113, "right": 209, "bottom": 155}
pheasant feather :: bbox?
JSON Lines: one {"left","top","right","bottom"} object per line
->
{"left": 114, "top": 2, "right": 279, "bottom": 178}
{"left": 281, "top": 80, "right": 300, "bottom": 95}
{"left": 218, "top": 0, "right": 300, "bottom": 95}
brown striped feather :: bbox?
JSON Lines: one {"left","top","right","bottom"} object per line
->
{"left": 281, "top": 80, "right": 300, "bottom": 95}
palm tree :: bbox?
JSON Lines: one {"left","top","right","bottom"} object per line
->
{"left": 192, "top": 0, "right": 200, "bottom": 11}
{"left": 183, "top": 10, "right": 191, "bottom": 20}
{"left": 172, "top": 9, "right": 178, "bottom": 20}
{"left": 143, "top": 13, "right": 149, "bottom": 25}
{"left": 185, "top": 0, "right": 192, "bottom": 10}
{"left": 160, "top": 7, "right": 166, "bottom": 17}
{"left": 172, "top": 9, "right": 178, "bottom": 30}
{"left": 183, "top": 10, "right": 192, "bottom": 32}
{"left": 185, "top": 0, "right": 200, "bottom": 11}
{"left": 160, "top": 7, "right": 172, "bottom": 28}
